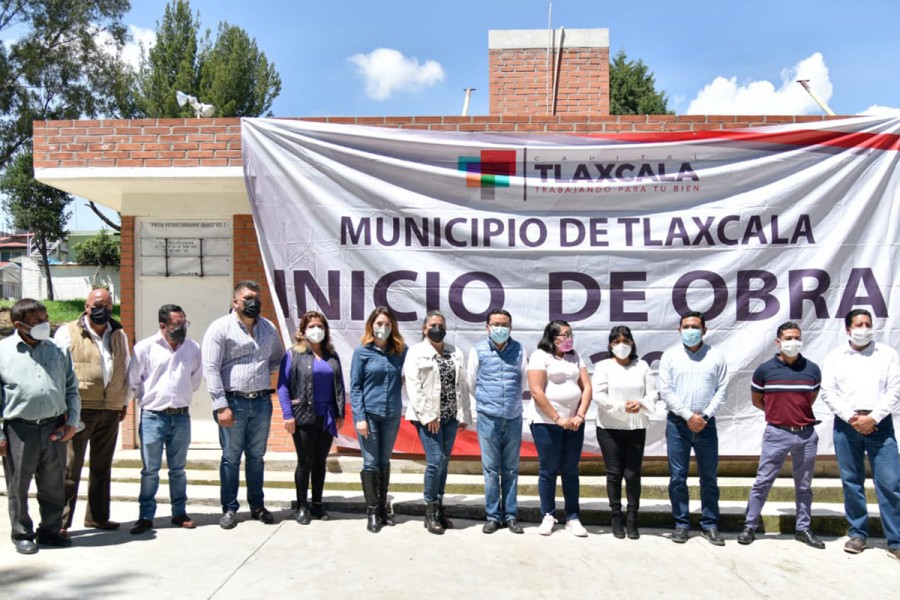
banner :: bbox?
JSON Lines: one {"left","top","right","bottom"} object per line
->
{"left": 241, "top": 116, "right": 900, "bottom": 457}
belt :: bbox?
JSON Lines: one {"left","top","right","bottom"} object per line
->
{"left": 854, "top": 410, "right": 872, "bottom": 416}
{"left": 226, "top": 389, "right": 274, "bottom": 399}
{"left": 8, "top": 414, "right": 64, "bottom": 426}
{"left": 770, "top": 423, "right": 817, "bottom": 433}
{"left": 147, "top": 407, "right": 190, "bottom": 415}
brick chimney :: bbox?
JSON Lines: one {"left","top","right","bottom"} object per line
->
{"left": 489, "top": 28, "right": 609, "bottom": 116}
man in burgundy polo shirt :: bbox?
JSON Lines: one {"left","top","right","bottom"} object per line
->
{"left": 738, "top": 321, "right": 825, "bottom": 549}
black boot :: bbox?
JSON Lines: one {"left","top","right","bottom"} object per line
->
{"left": 310, "top": 502, "right": 330, "bottom": 521}
{"left": 424, "top": 501, "right": 445, "bottom": 535}
{"left": 377, "top": 466, "right": 395, "bottom": 526}
{"left": 360, "top": 471, "right": 382, "bottom": 533}
{"left": 626, "top": 510, "right": 640, "bottom": 540}
{"left": 611, "top": 511, "right": 626, "bottom": 539}
{"left": 295, "top": 502, "right": 311, "bottom": 525}
{"left": 437, "top": 496, "right": 453, "bottom": 529}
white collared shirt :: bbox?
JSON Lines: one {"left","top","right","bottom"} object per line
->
{"left": 820, "top": 341, "right": 900, "bottom": 423}
{"left": 127, "top": 331, "right": 203, "bottom": 410}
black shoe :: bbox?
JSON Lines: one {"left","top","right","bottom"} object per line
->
{"left": 295, "top": 504, "right": 311, "bottom": 525}
{"left": 795, "top": 530, "right": 825, "bottom": 549}
{"left": 310, "top": 502, "right": 330, "bottom": 521}
{"left": 702, "top": 527, "right": 726, "bottom": 546}
{"left": 424, "top": 502, "right": 445, "bottom": 535}
{"left": 251, "top": 507, "right": 275, "bottom": 524}
{"left": 366, "top": 508, "right": 382, "bottom": 533}
{"left": 14, "top": 539, "right": 38, "bottom": 555}
{"left": 737, "top": 527, "right": 755, "bottom": 545}
{"left": 130, "top": 519, "right": 154, "bottom": 535}
{"left": 36, "top": 532, "right": 72, "bottom": 548}
{"left": 611, "top": 513, "right": 626, "bottom": 539}
{"left": 483, "top": 520, "right": 501, "bottom": 534}
{"left": 672, "top": 527, "right": 690, "bottom": 544}
{"left": 505, "top": 519, "right": 525, "bottom": 534}
{"left": 219, "top": 510, "right": 238, "bottom": 530}
{"left": 626, "top": 512, "right": 640, "bottom": 540}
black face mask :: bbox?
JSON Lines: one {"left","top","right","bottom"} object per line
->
{"left": 167, "top": 327, "right": 188, "bottom": 343}
{"left": 89, "top": 306, "right": 111, "bottom": 325}
{"left": 426, "top": 325, "right": 447, "bottom": 343}
{"left": 241, "top": 297, "right": 262, "bottom": 318}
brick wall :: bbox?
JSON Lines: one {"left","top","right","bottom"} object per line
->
{"left": 119, "top": 216, "right": 137, "bottom": 447}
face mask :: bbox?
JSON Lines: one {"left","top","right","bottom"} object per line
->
{"left": 779, "top": 339, "right": 802, "bottom": 358}
{"left": 373, "top": 324, "right": 392, "bottom": 341}
{"left": 557, "top": 338, "right": 574, "bottom": 353}
{"left": 241, "top": 297, "right": 262, "bottom": 318}
{"left": 488, "top": 325, "right": 510, "bottom": 345}
{"left": 305, "top": 326, "right": 325, "bottom": 343}
{"left": 849, "top": 327, "right": 873, "bottom": 346}
{"left": 167, "top": 326, "right": 188, "bottom": 343}
{"left": 427, "top": 325, "right": 447, "bottom": 343}
{"left": 611, "top": 343, "right": 632, "bottom": 360}
{"left": 24, "top": 321, "right": 52, "bottom": 341}
{"left": 89, "top": 306, "right": 111, "bottom": 325}
{"left": 681, "top": 328, "right": 703, "bottom": 347}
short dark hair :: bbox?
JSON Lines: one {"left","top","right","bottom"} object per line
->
{"left": 844, "top": 308, "right": 872, "bottom": 329}
{"left": 608, "top": 325, "right": 638, "bottom": 361}
{"left": 776, "top": 321, "right": 801, "bottom": 338}
{"left": 486, "top": 309, "right": 512, "bottom": 325}
{"left": 234, "top": 280, "right": 261, "bottom": 297}
{"left": 679, "top": 311, "right": 705, "bottom": 328}
{"left": 11, "top": 298, "right": 45, "bottom": 323}
{"left": 158, "top": 304, "right": 184, "bottom": 324}
{"left": 537, "top": 320, "right": 572, "bottom": 354}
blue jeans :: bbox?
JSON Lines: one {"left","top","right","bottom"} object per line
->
{"left": 357, "top": 414, "right": 401, "bottom": 471}
{"left": 530, "top": 422, "right": 585, "bottom": 520}
{"left": 477, "top": 413, "right": 522, "bottom": 523}
{"left": 214, "top": 396, "right": 272, "bottom": 513}
{"left": 138, "top": 410, "right": 191, "bottom": 520}
{"left": 415, "top": 419, "right": 459, "bottom": 502}
{"left": 667, "top": 413, "right": 720, "bottom": 529}
{"left": 833, "top": 417, "right": 900, "bottom": 549}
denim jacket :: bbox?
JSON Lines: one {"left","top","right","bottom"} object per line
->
{"left": 349, "top": 343, "right": 407, "bottom": 421}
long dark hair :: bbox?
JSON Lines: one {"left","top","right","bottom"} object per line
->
{"left": 608, "top": 325, "right": 638, "bottom": 361}
{"left": 537, "top": 320, "right": 573, "bottom": 355}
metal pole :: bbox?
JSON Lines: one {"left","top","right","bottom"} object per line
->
{"left": 462, "top": 88, "right": 476, "bottom": 116}
{"left": 797, "top": 80, "right": 836, "bottom": 116}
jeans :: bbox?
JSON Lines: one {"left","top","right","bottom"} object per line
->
{"left": 667, "top": 413, "right": 720, "bottom": 529}
{"left": 138, "top": 410, "right": 191, "bottom": 520}
{"left": 477, "top": 413, "right": 522, "bottom": 523}
{"left": 291, "top": 416, "right": 334, "bottom": 504}
{"left": 744, "top": 424, "right": 818, "bottom": 531}
{"left": 357, "top": 413, "right": 401, "bottom": 471}
{"left": 214, "top": 396, "right": 272, "bottom": 513}
{"left": 596, "top": 427, "right": 646, "bottom": 513}
{"left": 530, "top": 422, "right": 585, "bottom": 520}
{"left": 415, "top": 419, "right": 459, "bottom": 502}
{"left": 833, "top": 417, "right": 900, "bottom": 549}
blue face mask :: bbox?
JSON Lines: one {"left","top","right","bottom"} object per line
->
{"left": 681, "top": 328, "right": 702, "bottom": 347}
{"left": 489, "top": 325, "right": 510, "bottom": 344}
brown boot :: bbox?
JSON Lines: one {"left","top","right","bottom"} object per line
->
{"left": 424, "top": 502, "right": 444, "bottom": 535}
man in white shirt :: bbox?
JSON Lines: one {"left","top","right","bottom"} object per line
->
{"left": 820, "top": 308, "right": 900, "bottom": 561}
{"left": 127, "top": 305, "right": 203, "bottom": 534}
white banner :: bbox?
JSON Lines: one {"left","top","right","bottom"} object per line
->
{"left": 241, "top": 116, "right": 900, "bottom": 457}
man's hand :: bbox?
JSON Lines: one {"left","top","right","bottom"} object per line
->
{"left": 851, "top": 414, "right": 877, "bottom": 435}
{"left": 217, "top": 407, "right": 235, "bottom": 428}
{"left": 0, "top": 439, "right": 7, "bottom": 457}
{"left": 119, "top": 405, "right": 129, "bottom": 422}
{"left": 52, "top": 425, "right": 77, "bottom": 442}
{"left": 687, "top": 414, "right": 708, "bottom": 433}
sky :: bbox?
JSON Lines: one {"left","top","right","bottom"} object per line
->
{"left": 17, "top": 0, "right": 900, "bottom": 230}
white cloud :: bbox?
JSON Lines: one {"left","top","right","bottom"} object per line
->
{"left": 349, "top": 48, "right": 445, "bottom": 101}
{"left": 859, "top": 104, "right": 900, "bottom": 116}
{"left": 96, "top": 24, "right": 156, "bottom": 71}
{"left": 686, "top": 52, "right": 833, "bottom": 115}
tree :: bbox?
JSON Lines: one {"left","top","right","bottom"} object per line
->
{"left": 609, "top": 49, "right": 672, "bottom": 115}
{"left": 0, "top": 149, "right": 71, "bottom": 300}
{"left": 74, "top": 229, "right": 120, "bottom": 267}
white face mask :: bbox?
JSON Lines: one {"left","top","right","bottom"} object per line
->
{"left": 849, "top": 327, "right": 873, "bottom": 346}
{"left": 305, "top": 326, "right": 325, "bottom": 343}
{"left": 25, "top": 321, "right": 52, "bottom": 341}
{"left": 611, "top": 343, "right": 632, "bottom": 360}
{"left": 373, "top": 325, "right": 392, "bottom": 341}
{"left": 778, "top": 339, "right": 802, "bottom": 358}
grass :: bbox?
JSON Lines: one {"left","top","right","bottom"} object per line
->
{"left": 0, "top": 299, "right": 121, "bottom": 324}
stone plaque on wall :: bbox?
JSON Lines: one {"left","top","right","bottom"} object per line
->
{"left": 139, "top": 220, "right": 232, "bottom": 276}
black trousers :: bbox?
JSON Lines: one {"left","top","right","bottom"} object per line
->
{"left": 63, "top": 408, "right": 121, "bottom": 527}
{"left": 2, "top": 418, "right": 67, "bottom": 540}
{"left": 596, "top": 427, "right": 646, "bottom": 513}
{"left": 291, "top": 417, "right": 334, "bottom": 504}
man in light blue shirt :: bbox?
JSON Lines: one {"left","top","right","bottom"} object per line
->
{"left": 658, "top": 311, "right": 728, "bottom": 546}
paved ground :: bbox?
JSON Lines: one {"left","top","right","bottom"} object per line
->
{"left": 1, "top": 497, "right": 898, "bottom": 599}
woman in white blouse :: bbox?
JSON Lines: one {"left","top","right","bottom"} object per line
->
{"left": 527, "top": 320, "right": 592, "bottom": 537}
{"left": 592, "top": 325, "right": 657, "bottom": 540}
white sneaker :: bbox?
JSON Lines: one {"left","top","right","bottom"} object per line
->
{"left": 538, "top": 514, "right": 556, "bottom": 536}
{"left": 566, "top": 517, "right": 588, "bottom": 537}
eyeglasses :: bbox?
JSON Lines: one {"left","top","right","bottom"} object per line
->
{"left": 168, "top": 320, "right": 191, "bottom": 330}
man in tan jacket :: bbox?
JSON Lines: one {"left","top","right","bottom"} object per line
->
{"left": 54, "top": 287, "right": 131, "bottom": 534}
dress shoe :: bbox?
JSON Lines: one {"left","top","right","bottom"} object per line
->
{"left": 131, "top": 519, "right": 153, "bottom": 534}
{"left": 795, "top": 530, "right": 825, "bottom": 549}
{"left": 171, "top": 515, "right": 196, "bottom": 529}
{"left": 844, "top": 536, "right": 866, "bottom": 554}
{"left": 84, "top": 519, "right": 120, "bottom": 531}
{"left": 295, "top": 504, "right": 312, "bottom": 525}
{"left": 737, "top": 527, "right": 755, "bottom": 545}
{"left": 219, "top": 510, "right": 238, "bottom": 530}
{"left": 251, "top": 507, "right": 275, "bottom": 524}
{"left": 505, "top": 519, "right": 525, "bottom": 534}
{"left": 14, "top": 539, "right": 38, "bottom": 555}
{"left": 482, "top": 520, "right": 501, "bottom": 534}
{"left": 671, "top": 527, "right": 690, "bottom": 544}
{"left": 37, "top": 533, "right": 72, "bottom": 548}
{"left": 702, "top": 527, "right": 726, "bottom": 546}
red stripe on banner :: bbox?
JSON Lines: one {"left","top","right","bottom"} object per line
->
{"left": 576, "top": 128, "right": 900, "bottom": 151}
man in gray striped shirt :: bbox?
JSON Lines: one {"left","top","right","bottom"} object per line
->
{"left": 202, "top": 281, "right": 284, "bottom": 529}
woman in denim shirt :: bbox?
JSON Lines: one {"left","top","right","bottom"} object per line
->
{"left": 350, "top": 306, "right": 407, "bottom": 533}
